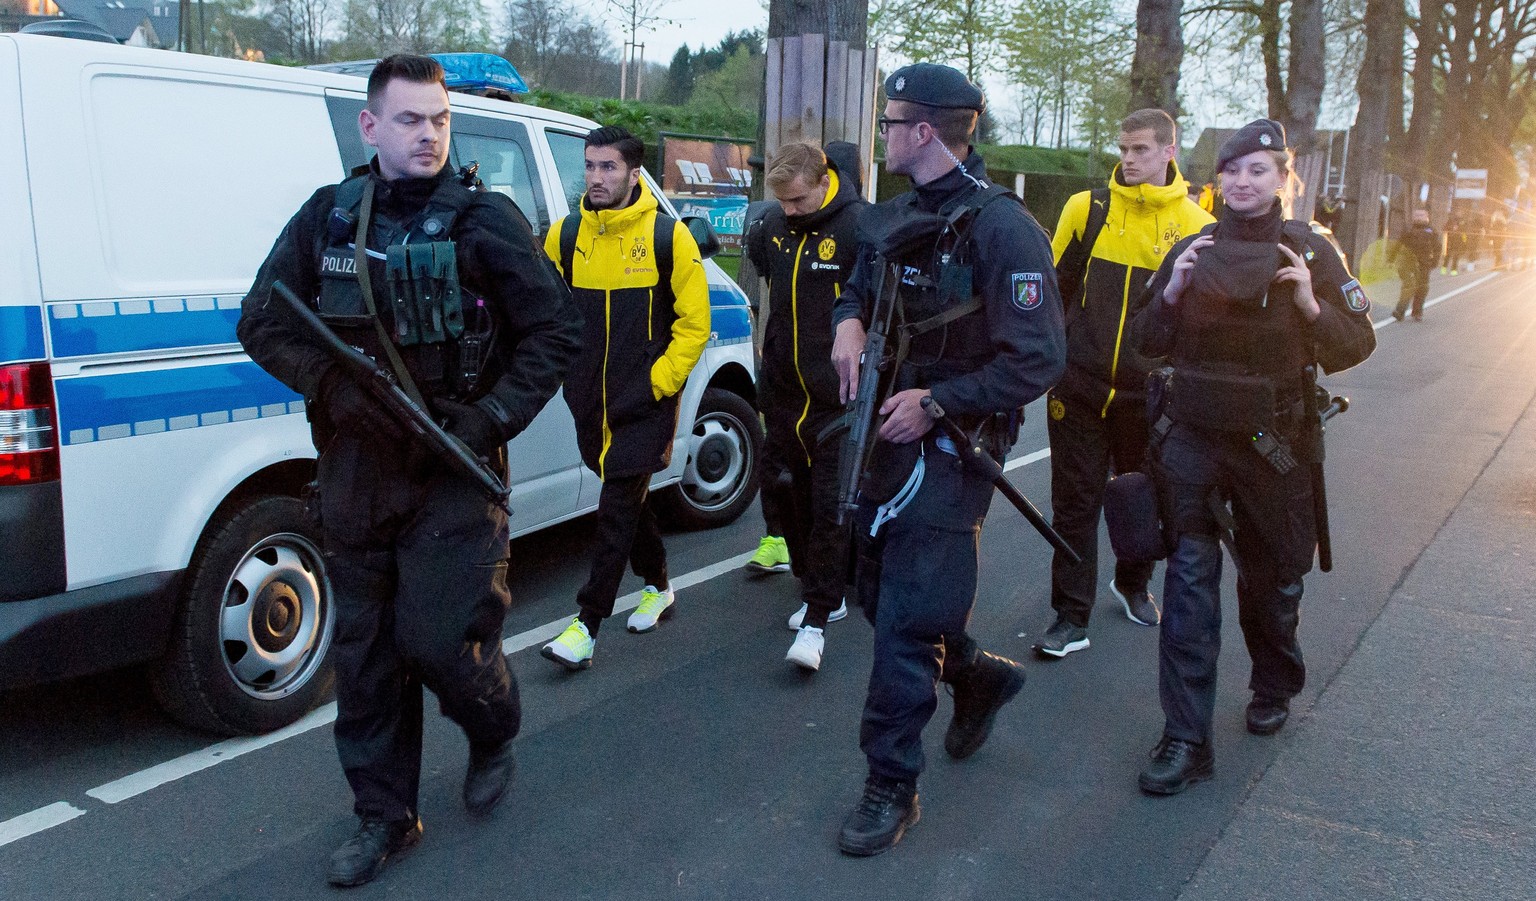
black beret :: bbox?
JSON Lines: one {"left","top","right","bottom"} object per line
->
{"left": 884, "top": 63, "right": 985, "bottom": 112}
{"left": 1217, "top": 118, "right": 1288, "bottom": 171}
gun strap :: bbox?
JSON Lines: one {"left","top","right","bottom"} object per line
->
{"left": 355, "top": 178, "right": 427, "bottom": 409}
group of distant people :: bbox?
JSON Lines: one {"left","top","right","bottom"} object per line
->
{"left": 238, "top": 53, "right": 1376, "bottom": 886}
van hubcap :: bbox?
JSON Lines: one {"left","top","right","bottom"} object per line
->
{"left": 220, "top": 533, "right": 332, "bottom": 699}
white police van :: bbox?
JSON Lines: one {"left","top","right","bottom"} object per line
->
{"left": 0, "top": 35, "right": 761, "bottom": 734}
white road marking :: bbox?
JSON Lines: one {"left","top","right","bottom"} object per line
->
{"left": 0, "top": 802, "right": 85, "bottom": 848}
{"left": 1373, "top": 272, "right": 1500, "bottom": 330}
{"left": 1003, "top": 447, "right": 1050, "bottom": 471}
{"left": 86, "top": 703, "right": 340, "bottom": 805}
{"left": 0, "top": 456, "right": 1056, "bottom": 848}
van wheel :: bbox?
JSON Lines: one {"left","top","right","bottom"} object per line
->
{"left": 150, "top": 495, "right": 334, "bottom": 736}
{"left": 656, "top": 387, "right": 762, "bottom": 529}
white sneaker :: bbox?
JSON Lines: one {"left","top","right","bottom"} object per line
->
{"left": 626, "top": 585, "right": 675, "bottom": 633}
{"left": 541, "top": 618, "right": 595, "bottom": 670}
{"left": 786, "top": 626, "right": 825, "bottom": 671}
{"left": 786, "top": 600, "right": 849, "bottom": 630}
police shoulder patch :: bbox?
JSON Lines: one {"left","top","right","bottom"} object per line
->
{"left": 1341, "top": 278, "right": 1369, "bottom": 313}
{"left": 1011, "top": 271, "right": 1044, "bottom": 311}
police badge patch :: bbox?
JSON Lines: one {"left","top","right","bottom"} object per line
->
{"left": 1341, "top": 278, "right": 1369, "bottom": 313}
{"left": 1011, "top": 271, "right": 1044, "bottom": 311}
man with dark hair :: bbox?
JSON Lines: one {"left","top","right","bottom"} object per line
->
{"left": 238, "top": 54, "right": 579, "bottom": 886}
{"left": 540, "top": 125, "right": 711, "bottom": 669}
{"left": 1033, "top": 108, "right": 1213, "bottom": 658}
{"left": 829, "top": 63, "right": 1066, "bottom": 855}
{"left": 744, "top": 140, "right": 866, "bottom": 670}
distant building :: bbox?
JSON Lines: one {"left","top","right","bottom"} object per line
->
{"left": 34, "top": 0, "right": 181, "bottom": 48}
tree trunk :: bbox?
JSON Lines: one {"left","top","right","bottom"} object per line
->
{"left": 1127, "top": 0, "right": 1183, "bottom": 115}
{"left": 768, "top": 0, "right": 867, "bottom": 46}
{"left": 1284, "top": 0, "right": 1324, "bottom": 156}
{"left": 1259, "top": 0, "right": 1284, "bottom": 119}
{"left": 1340, "top": 0, "right": 1404, "bottom": 265}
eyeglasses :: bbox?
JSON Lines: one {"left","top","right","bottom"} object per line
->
{"left": 877, "top": 117, "right": 916, "bottom": 135}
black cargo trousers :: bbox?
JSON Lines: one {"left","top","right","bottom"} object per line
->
{"left": 313, "top": 432, "right": 520, "bottom": 823}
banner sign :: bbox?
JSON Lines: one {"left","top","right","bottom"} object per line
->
{"left": 660, "top": 134, "right": 754, "bottom": 251}
{"left": 1455, "top": 168, "right": 1488, "bottom": 200}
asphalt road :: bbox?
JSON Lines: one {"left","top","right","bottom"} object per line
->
{"left": 1, "top": 266, "right": 1532, "bottom": 900}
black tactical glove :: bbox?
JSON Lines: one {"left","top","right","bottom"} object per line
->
{"left": 435, "top": 398, "right": 504, "bottom": 459}
{"left": 317, "top": 367, "right": 405, "bottom": 442}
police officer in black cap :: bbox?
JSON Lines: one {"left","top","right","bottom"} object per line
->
{"left": 1129, "top": 118, "right": 1374, "bottom": 795}
{"left": 829, "top": 62, "right": 1066, "bottom": 855}
{"left": 238, "top": 55, "right": 578, "bottom": 885}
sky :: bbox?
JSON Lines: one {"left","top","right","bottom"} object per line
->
{"left": 604, "top": 0, "right": 768, "bottom": 64}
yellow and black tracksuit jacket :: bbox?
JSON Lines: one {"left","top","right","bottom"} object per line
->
{"left": 745, "top": 167, "right": 864, "bottom": 461}
{"left": 1051, "top": 161, "right": 1213, "bottom": 412}
{"left": 545, "top": 180, "right": 710, "bottom": 479}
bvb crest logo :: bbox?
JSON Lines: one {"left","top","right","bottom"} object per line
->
{"left": 1048, "top": 396, "right": 1066, "bottom": 421}
{"left": 818, "top": 237, "right": 837, "bottom": 261}
{"left": 630, "top": 240, "right": 649, "bottom": 263}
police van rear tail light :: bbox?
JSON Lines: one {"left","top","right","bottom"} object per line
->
{"left": 0, "top": 363, "right": 59, "bottom": 485}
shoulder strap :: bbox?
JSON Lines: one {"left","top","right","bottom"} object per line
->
{"left": 1082, "top": 187, "right": 1113, "bottom": 255}
{"left": 1281, "top": 219, "right": 1313, "bottom": 255}
{"left": 558, "top": 214, "right": 580, "bottom": 288}
{"left": 654, "top": 212, "right": 676, "bottom": 292}
{"left": 354, "top": 178, "right": 426, "bottom": 407}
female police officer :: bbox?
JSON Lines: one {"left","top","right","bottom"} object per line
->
{"left": 1128, "top": 119, "right": 1375, "bottom": 794}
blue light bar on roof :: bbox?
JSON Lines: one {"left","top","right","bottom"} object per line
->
{"left": 434, "top": 53, "right": 529, "bottom": 95}
{"left": 305, "top": 53, "right": 529, "bottom": 96}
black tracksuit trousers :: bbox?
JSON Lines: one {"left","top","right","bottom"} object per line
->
{"left": 1046, "top": 390, "right": 1156, "bottom": 626}
{"left": 762, "top": 419, "right": 850, "bottom": 628}
{"left": 575, "top": 472, "right": 669, "bottom": 633}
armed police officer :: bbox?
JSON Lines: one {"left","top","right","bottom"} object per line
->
{"left": 1129, "top": 119, "right": 1374, "bottom": 795}
{"left": 745, "top": 140, "right": 866, "bottom": 671}
{"left": 829, "top": 64, "right": 1066, "bottom": 855}
{"left": 1035, "top": 109, "right": 1213, "bottom": 658}
{"left": 238, "top": 55, "right": 579, "bottom": 886}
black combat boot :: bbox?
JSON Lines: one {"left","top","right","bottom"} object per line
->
{"left": 837, "top": 775, "right": 920, "bottom": 856}
{"left": 1138, "top": 735, "right": 1214, "bottom": 795}
{"left": 326, "top": 816, "right": 422, "bottom": 887}
{"left": 1245, "top": 695, "right": 1290, "bottom": 735}
{"left": 945, "top": 651, "right": 1028, "bottom": 760}
{"left": 463, "top": 738, "right": 517, "bottom": 816}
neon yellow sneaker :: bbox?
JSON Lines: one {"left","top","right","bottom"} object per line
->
{"left": 626, "top": 585, "right": 675, "bottom": 633}
{"left": 744, "top": 536, "right": 791, "bottom": 574}
{"left": 541, "top": 617, "right": 594, "bottom": 670}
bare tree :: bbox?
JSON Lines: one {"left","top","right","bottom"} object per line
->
{"left": 604, "top": 0, "right": 674, "bottom": 99}
{"left": 269, "top": 0, "right": 335, "bottom": 63}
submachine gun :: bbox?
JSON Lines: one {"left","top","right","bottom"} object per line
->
{"left": 831, "top": 211, "right": 1078, "bottom": 564}
{"left": 271, "top": 280, "right": 513, "bottom": 515}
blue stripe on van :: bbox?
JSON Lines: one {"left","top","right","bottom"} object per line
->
{"left": 54, "top": 361, "right": 302, "bottom": 446}
{"left": 49, "top": 299, "right": 242, "bottom": 358}
{"left": 0, "top": 306, "right": 47, "bottom": 365}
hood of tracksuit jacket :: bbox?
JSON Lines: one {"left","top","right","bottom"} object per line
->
{"left": 759, "top": 165, "right": 863, "bottom": 453}
{"left": 1054, "top": 158, "right": 1213, "bottom": 412}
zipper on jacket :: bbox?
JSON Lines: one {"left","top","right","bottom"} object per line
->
{"left": 1100, "top": 267, "right": 1134, "bottom": 418}
{"left": 598, "top": 288, "right": 613, "bottom": 477}
{"left": 790, "top": 233, "right": 814, "bottom": 464}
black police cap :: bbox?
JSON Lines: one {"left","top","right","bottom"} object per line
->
{"left": 1217, "top": 118, "right": 1288, "bottom": 171}
{"left": 883, "top": 63, "right": 985, "bottom": 112}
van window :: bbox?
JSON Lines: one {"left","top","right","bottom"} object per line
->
{"left": 452, "top": 118, "right": 548, "bottom": 235}
{"left": 545, "top": 130, "right": 587, "bottom": 214}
